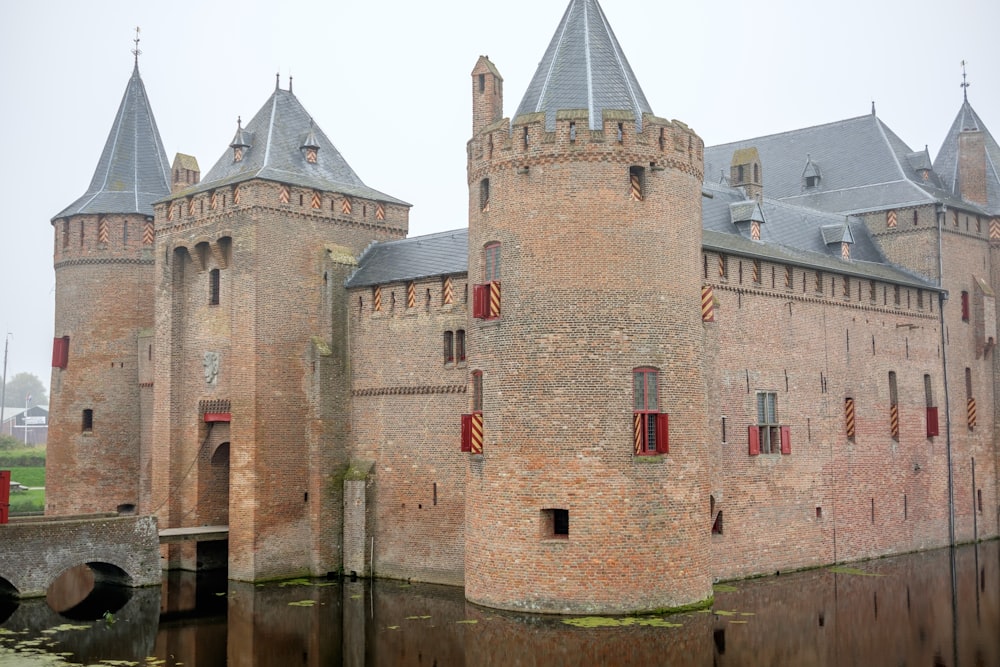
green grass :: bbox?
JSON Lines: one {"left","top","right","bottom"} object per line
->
{"left": 0, "top": 445, "right": 45, "bottom": 468}
{"left": 8, "top": 488, "right": 44, "bottom": 513}
{"left": 6, "top": 466, "right": 44, "bottom": 487}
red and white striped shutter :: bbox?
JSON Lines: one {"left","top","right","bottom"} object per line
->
{"left": 748, "top": 426, "right": 760, "bottom": 456}
{"left": 633, "top": 414, "right": 642, "bottom": 455}
{"left": 488, "top": 281, "right": 501, "bottom": 318}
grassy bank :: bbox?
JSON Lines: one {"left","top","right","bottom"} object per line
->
{"left": 2, "top": 446, "right": 45, "bottom": 513}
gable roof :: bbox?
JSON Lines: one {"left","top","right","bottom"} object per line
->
{"left": 702, "top": 181, "right": 932, "bottom": 289}
{"left": 706, "top": 113, "right": 989, "bottom": 217}
{"left": 54, "top": 64, "right": 171, "bottom": 220}
{"left": 513, "top": 0, "right": 652, "bottom": 131}
{"left": 933, "top": 98, "right": 1000, "bottom": 215}
{"left": 346, "top": 229, "right": 468, "bottom": 288}
{"left": 184, "top": 86, "right": 407, "bottom": 206}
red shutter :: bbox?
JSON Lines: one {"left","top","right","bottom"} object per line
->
{"left": 460, "top": 414, "right": 472, "bottom": 452}
{"left": 472, "top": 284, "right": 487, "bottom": 319}
{"left": 655, "top": 413, "right": 669, "bottom": 454}
{"left": 52, "top": 336, "right": 70, "bottom": 369}
{"left": 926, "top": 407, "right": 939, "bottom": 437}
{"left": 780, "top": 425, "right": 791, "bottom": 455}
{"left": 748, "top": 426, "right": 760, "bottom": 456}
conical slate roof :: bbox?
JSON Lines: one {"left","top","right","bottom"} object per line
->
{"left": 932, "top": 98, "right": 1000, "bottom": 214}
{"left": 192, "top": 86, "right": 407, "bottom": 205}
{"left": 513, "top": 0, "right": 652, "bottom": 131}
{"left": 54, "top": 64, "right": 171, "bottom": 219}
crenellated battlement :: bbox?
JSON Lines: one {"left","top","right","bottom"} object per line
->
{"left": 154, "top": 179, "right": 409, "bottom": 236}
{"left": 469, "top": 110, "right": 703, "bottom": 183}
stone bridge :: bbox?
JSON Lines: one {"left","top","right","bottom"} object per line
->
{"left": 0, "top": 515, "right": 161, "bottom": 598}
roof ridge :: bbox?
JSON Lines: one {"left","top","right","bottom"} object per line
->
{"left": 708, "top": 114, "right": 876, "bottom": 150}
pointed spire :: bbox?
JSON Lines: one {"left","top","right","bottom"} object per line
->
{"left": 514, "top": 0, "right": 652, "bottom": 131}
{"left": 53, "top": 55, "right": 170, "bottom": 219}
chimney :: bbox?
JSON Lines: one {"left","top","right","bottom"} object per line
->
{"left": 171, "top": 153, "right": 200, "bottom": 193}
{"left": 471, "top": 56, "right": 503, "bottom": 138}
{"left": 731, "top": 147, "right": 763, "bottom": 203}
{"left": 958, "top": 130, "right": 987, "bottom": 206}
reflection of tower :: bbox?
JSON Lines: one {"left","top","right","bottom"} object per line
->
{"left": 47, "top": 59, "right": 169, "bottom": 515}
{"left": 463, "top": 0, "right": 712, "bottom": 613}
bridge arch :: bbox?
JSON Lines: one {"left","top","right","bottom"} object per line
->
{"left": 0, "top": 516, "right": 160, "bottom": 598}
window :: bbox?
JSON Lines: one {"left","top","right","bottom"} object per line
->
{"left": 629, "top": 166, "right": 644, "bottom": 201}
{"left": 461, "top": 371, "right": 484, "bottom": 453}
{"left": 444, "top": 331, "right": 454, "bottom": 363}
{"left": 541, "top": 508, "right": 569, "bottom": 538}
{"left": 750, "top": 391, "right": 788, "bottom": 455}
{"left": 480, "top": 178, "right": 490, "bottom": 212}
{"left": 845, "top": 397, "right": 856, "bottom": 441}
{"left": 633, "top": 368, "right": 668, "bottom": 455}
{"left": 209, "top": 269, "right": 220, "bottom": 305}
{"left": 924, "top": 374, "right": 939, "bottom": 437}
{"left": 456, "top": 329, "right": 466, "bottom": 362}
{"left": 805, "top": 175, "right": 818, "bottom": 188}
{"left": 961, "top": 291, "right": 970, "bottom": 322}
{"left": 82, "top": 409, "right": 93, "bottom": 433}
{"left": 474, "top": 243, "right": 501, "bottom": 319}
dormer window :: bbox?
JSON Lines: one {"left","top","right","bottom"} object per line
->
{"left": 230, "top": 116, "right": 251, "bottom": 163}
{"left": 301, "top": 119, "right": 320, "bottom": 164}
{"left": 803, "top": 155, "right": 821, "bottom": 189}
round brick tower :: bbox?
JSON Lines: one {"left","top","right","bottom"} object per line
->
{"left": 464, "top": 0, "right": 712, "bottom": 614}
{"left": 46, "top": 61, "right": 170, "bottom": 515}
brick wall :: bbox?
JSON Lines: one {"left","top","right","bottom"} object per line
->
{"left": 47, "top": 212, "right": 154, "bottom": 516}
{"left": 347, "top": 275, "right": 470, "bottom": 586}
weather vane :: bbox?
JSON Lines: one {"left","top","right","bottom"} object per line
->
{"left": 960, "top": 60, "right": 970, "bottom": 101}
{"left": 132, "top": 26, "right": 142, "bottom": 66}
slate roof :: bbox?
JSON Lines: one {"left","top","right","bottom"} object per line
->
{"left": 513, "top": 0, "right": 652, "bottom": 131}
{"left": 705, "top": 114, "right": 985, "bottom": 217}
{"left": 183, "top": 86, "right": 407, "bottom": 206}
{"left": 933, "top": 98, "right": 1000, "bottom": 215}
{"left": 702, "top": 181, "right": 933, "bottom": 289}
{"left": 345, "top": 229, "right": 468, "bottom": 288}
{"left": 54, "top": 64, "right": 171, "bottom": 220}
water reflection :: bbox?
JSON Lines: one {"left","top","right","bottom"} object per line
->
{"left": 0, "top": 541, "right": 996, "bottom": 666}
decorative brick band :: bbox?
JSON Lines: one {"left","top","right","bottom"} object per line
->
{"left": 710, "top": 283, "right": 937, "bottom": 319}
{"left": 353, "top": 385, "right": 466, "bottom": 397}
{"left": 55, "top": 257, "right": 154, "bottom": 269}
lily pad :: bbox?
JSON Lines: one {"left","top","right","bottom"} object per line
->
{"left": 405, "top": 615, "right": 431, "bottom": 620}
{"left": 456, "top": 620, "right": 478, "bottom": 624}
{"left": 562, "top": 616, "right": 681, "bottom": 628}
{"left": 288, "top": 599, "right": 318, "bottom": 607}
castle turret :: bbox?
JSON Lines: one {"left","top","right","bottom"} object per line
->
{"left": 149, "top": 79, "right": 409, "bottom": 579}
{"left": 47, "top": 59, "right": 170, "bottom": 515}
{"left": 464, "top": 0, "right": 712, "bottom": 614}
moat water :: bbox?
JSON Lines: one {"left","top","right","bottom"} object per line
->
{"left": 0, "top": 541, "right": 997, "bottom": 666}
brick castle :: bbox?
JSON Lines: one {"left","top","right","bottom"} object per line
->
{"left": 44, "top": 0, "right": 998, "bottom": 614}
